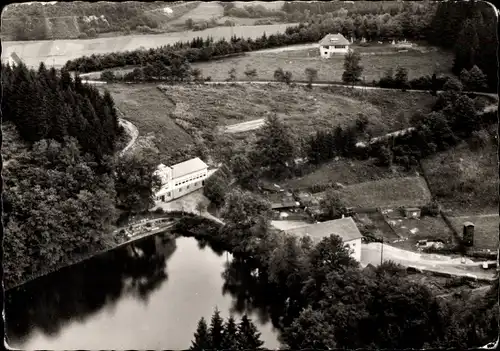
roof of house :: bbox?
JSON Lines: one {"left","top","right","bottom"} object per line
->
{"left": 285, "top": 217, "right": 362, "bottom": 243}
{"left": 319, "top": 33, "right": 350, "bottom": 47}
{"left": 171, "top": 157, "right": 207, "bottom": 179}
{"left": 463, "top": 221, "right": 475, "bottom": 227}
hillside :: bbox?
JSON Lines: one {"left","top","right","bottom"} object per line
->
{"left": 1, "top": 1, "right": 199, "bottom": 40}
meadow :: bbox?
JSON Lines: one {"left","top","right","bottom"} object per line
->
{"left": 448, "top": 215, "right": 499, "bottom": 251}
{"left": 421, "top": 133, "right": 498, "bottom": 216}
{"left": 100, "top": 84, "right": 193, "bottom": 156}
{"left": 191, "top": 43, "right": 454, "bottom": 82}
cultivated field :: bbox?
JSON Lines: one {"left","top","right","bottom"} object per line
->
{"left": 192, "top": 43, "right": 454, "bottom": 82}
{"left": 421, "top": 135, "right": 498, "bottom": 215}
{"left": 158, "top": 83, "right": 437, "bottom": 139}
{"left": 168, "top": 2, "right": 223, "bottom": 25}
{"left": 1, "top": 23, "right": 294, "bottom": 69}
{"left": 448, "top": 215, "right": 499, "bottom": 251}
{"left": 101, "top": 84, "right": 193, "bottom": 156}
{"left": 332, "top": 176, "right": 432, "bottom": 209}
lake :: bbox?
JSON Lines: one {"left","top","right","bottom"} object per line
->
{"left": 1, "top": 23, "right": 298, "bottom": 69}
{"left": 5, "top": 233, "right": 281, "bottom": 350}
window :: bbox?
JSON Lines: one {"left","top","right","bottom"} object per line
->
{"left": 167, "top": 192, "right": 171, "bottom": 197}
{"left": 351, "top": 243, "right": 356, "bottom": 247}
{"left": 202, "top": 180, "right": 205, "bottom": 186}
{"left": 334, "top": 45, "right": 345, "bottom": 49}
{"left": 323, "top": 45, "right": 330, "bottom": 49}
{"left": 187, "top": 185, "right": 190, "bottom": 189}
{"left": 195, "top": 182, "right": 198, "bottom": 186}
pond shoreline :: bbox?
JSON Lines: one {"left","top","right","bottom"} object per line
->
{"left": 5, "top": 213, "right": 223, "bottom": 292}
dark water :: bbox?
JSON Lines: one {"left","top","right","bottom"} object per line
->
{"left": 5, "top": 234, "right": 280, "bottom": 350}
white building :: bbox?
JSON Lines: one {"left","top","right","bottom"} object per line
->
{"left": 318, "top": 33, "right": 350, "bottom": 58}
{"left": 153, "top": 157, "right": 208, "bottom": 203}
{"left": 2, "top": 52, "right": 22, "bottom": 67}
{"left": 284, "top": 217, "right": 363, "bottom": 262}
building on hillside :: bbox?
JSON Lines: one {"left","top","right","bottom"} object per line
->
{"left": 2, "top": 52, "right": 22, "bottom": 67}
{"left": 268, "top": 193, "right": 301, "bottom": 211}
{"left": 153, "top": 157, "right": 208, "bottom": 203}
{"left": 319, "top": 33, "right": 350, "bottom": 58}
{"left": 284, "top": 217, "right": 363, "bottom": 262}
{"left": 403, "top": 207, "right": 421, "bottom": 219}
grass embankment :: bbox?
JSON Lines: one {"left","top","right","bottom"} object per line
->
{"left": 191, "top": 44, "right": 453, "bottom": 82}
{"left": 101, "top": 83, "right": 194, "bottom": 156}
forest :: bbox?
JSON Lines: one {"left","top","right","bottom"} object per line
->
{"left": 2, "top": 63, "right": 161, "bottom": 288}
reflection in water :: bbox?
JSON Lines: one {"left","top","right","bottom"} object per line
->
{"left": 5, "top": 233, "right": 281, "bottom": 350}
{"left": 6, "top": 233, "right": 176, "bottom": 346}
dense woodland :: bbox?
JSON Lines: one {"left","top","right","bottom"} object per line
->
{"left": 2, "top": 64, "right": 161, "bottom": 288}
{"left": 179, "top": 193, "right": 498, "bottom": 349}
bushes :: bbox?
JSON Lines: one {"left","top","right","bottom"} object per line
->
{"left": 274, "top": 68, "right": 292, "bottom": 84}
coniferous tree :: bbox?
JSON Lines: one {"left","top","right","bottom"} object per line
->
{"left": 190, "top": 317, "right": 212, "bottom": 351}
{"left": 342, "top": 49, "right": 363, "bottom": 86}
{"left": 209, "top": 308, "right": 225, "bottom": 350}
{"left": 221, "top": 316, "right": 239, "bottom": 350}
{"left": 237, "top": 315, "right": 265, "bottom": 351}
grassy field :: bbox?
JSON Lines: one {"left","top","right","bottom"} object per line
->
{"left": 101, "top": 83, "right": 193, "bottom": 156}
{"left": 282, "top": 157, "right": 413, "bottom": 190}
{"left": 158, "top": 83, "right": 437, "bottom": 138}
{"left": 421, "top": 133, "right": 498, "bottom": 216}
{"left": 448, "top": 215, "right": 499, "bottom": 251}
{"left": 334, "top": 176, "right": 432, "bottom": 209}
{"left": 168, "top": 2, "right": 223, "bottom": 25}
{"left": 192, "top": 43, "right": 453, "bottom": 82}
{"left": 2, "top": 23, "right": 294, "bottom": 69}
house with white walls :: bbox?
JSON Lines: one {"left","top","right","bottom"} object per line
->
{"left": 284, "top": 217, "right": 363, "bottom": 262}
{"left": 318, "top": 33, "right": 350, "bottom": 58}
{"left": 153, "top": 157, "right": 208, "bottom": 202}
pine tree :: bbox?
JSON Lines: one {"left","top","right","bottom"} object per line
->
{"left": 221, "top": 315, "right": 239, "bottom": 350}
{"left": 453, "top": 19, "right": 479, "bottom": 75}
{"left": 209, "top": 308, "right": 225, "bottom": 350}
{"left": 237, "top": 315, "right": 265, "bottom": 350}
{"left": 190, "top": 317, "right": 212, "bottom": 351}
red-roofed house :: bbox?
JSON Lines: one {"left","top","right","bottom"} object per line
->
{"left": 319, "top": 33, "right": 350, "bottom": 58}
{"left": 284, "top": 217, "right": 363, "bottom": 261}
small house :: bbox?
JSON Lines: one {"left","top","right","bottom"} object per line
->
{"left": 319, "top": 33, "right": 350, "bottom": 58}
{"left": 284, "top": 217, "right": 363, "bottom": 262}
{"left": 403, "top": 207, "right": 421, "bottom": 219}
{"left": 259, "top": 181, "right": 284, "bottom": 194}
{"left": 268, "top": 193, "right": 301, "bottom": 210}
{"left": 463, "top": 221, "right": 475, "bottom": 246}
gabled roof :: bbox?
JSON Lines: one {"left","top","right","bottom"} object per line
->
{"left": 285, "top": 217, "right": 362, "bottom": 243}
{"left": 319, "top": 33, "right": 350, "bottom": 46}
{"left": 171, "top": 157, "right": 207, "bottom": 179}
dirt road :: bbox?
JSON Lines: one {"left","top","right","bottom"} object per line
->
{"left": 118, "top": 117, "right": 139, "bottom": 157}
{"left": 361, "top": 242, "right": 496, "bottom": 281}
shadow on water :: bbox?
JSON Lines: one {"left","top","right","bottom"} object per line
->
{"left": 220, "top": 258, "right": 287, "bottom": 333}
{"left": 5, "top": 232, "right": 177, "bottom": 346}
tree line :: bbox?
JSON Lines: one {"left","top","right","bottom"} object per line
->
{"left": 3, "top": 65, "right": 163, "bottom": 288}
{"left": 190, "top": 309, "right": 264, "bottom": 351}
{"left": 178, "top": 189, "right": 498, "bottom": 349}
{"left": 2, "top": 63, "right": 121, "bottom": 159}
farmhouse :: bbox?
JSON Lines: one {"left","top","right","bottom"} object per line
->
{"left": 319, "top": 33, "right": 350, "bottom": 58}
{"left": 284, "top": 217, "right": 363, "bottom": 262}
{"left": 153, "top": 157, "right": 208, "bottom": 203}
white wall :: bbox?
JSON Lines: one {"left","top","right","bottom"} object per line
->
{"left": 345, "top": 238, "right": 362, "bottom": 262}
{"left": 320, "top": 45, "right": 349, "bottom": 58}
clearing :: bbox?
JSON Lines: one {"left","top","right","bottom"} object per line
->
{"left": 191, "top": 43, "right": 453, "bottom": 82}
{"left": 421, "top": 132, "right": 498, "bottom": 215}
{"left": 101, "top": 84, "right": 193, "bottom": 156}
{"left": 282, "top": 157, "right": 413, "bottom": 191}
{"left": 168, "top": 2, "right": 224, "bottom": 25}
{"left": 326, "top": 176, "right": 432, "bottom": 209}
{"left": 158, "top": 83, "right": 437, "bottom": 139}
{"left": 448, "top": 215, "right": 499, "bottom": 251}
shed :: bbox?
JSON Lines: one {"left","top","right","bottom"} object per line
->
{"left": 403, "top": 207, "right": 421, "bottom": 219}
{"left": 463, "top": 221, "right": 475, "bottom": 246}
